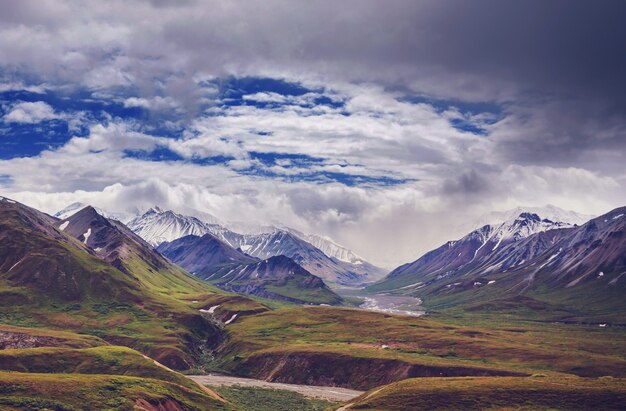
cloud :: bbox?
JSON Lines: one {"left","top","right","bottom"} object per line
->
{"left": 123, "top": 96, "right": 181, "bottom": 111}
{"left": 3, "top": 101, "right": 59, "bottom": 123}
{"left": 1, "top": 1, "right": 625, "bottom": 267}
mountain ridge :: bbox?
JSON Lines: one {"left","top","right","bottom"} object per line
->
{"left": 369, "top": 206, "right": 626, "bottom": 320}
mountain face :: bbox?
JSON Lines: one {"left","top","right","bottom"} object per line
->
{"left": 57, "top": 206, "right": 173, "bottom": 278}
{"left": 157, "top": 234, "right": 343, "bottom": 305}
{"left": 127, "top": 207, "right": 216, "bottom": 246}
{"left": 373, "top": 212, "right": 576, "bottom": 291}
{"left": 156, "top": 233, "right": 257, "bottom": 276}
{"left": 0, "top": 199, "right": 253, "bottom": 369}
{"left": 233, "top": 229, "right": 385, "bottom": 285}
{"left": 473, "top": 205, "right": 594, "bottom": 229}
{"left": 207, "top": 255, "right": 343, "bottom": 305}
{"left": 127, "top": 207, "right": 384, "bottom": 285}
{"left": 369, "top": 207, "right": 625, "bottom": 317}
{"left": 54, "top": 202, "right": 134, "bottom": 223}
{"left": 0, "top": 198, "right": 142, "bottom": 302}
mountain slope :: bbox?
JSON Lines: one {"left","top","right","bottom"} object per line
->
{"left": 54, "top": 201, "right": 134, "bottom": 223}
{"left": 0, "top": 197, "right": 142, "bottom": 302}
{"left": 128, "top": 207, "right": 385, "bottom": 285}
{"left": 369, "top": 206, "right": 626, "bottom": 320}
{"left": 0, "top": 198, "right": 266, "bottom": 370}
{"left": 158, "top": 234, "right": 342, "bottom": 305}
{"left": 206, "top": 255, "right": 343, "bottom": 305}
{"left": 156, "top": 233, "right": 257, "bottom": 276}
{"left": 57, "top": 206, "right": 212, "bottom": 294}
{"left": 371, "top": 212, "right": 575, "bottom": 292}
{"left": 234, "top": 229, "right": 383, "bottom": 285}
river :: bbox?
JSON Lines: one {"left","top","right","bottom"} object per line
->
{"left": 188, "top": 374, "right": 364, "bottom": 402}
{"left": 336, "top": 288, "right": 426, "bottom": 317}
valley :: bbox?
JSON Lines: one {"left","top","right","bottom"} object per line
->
{"left": 0, "top": 198, "right": 625, "bottom": 410}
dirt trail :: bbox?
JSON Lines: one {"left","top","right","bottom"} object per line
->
{"left": 188, "top": 374, "right": 364, "bottom": 402}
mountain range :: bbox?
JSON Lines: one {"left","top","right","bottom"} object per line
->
{"left": 156, "top": 233, "right": 342, "bottom": 304}
{"left": 369, "top": 206, "right": 626, "bottom": 319}
{"left": 126, "top": 207, "right": 385, "bottom": 285}
{"left": 3, "top": 195, "right": 626, "bottom": 410}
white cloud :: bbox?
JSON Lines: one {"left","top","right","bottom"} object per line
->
{"left": 0, "top": 83, "right": 624, "bottom": 268}
{"left": 3, "top": 101, "right": 59, "bottom": 124}
{"left": 123, "top": 96, "right": 181, "bottom": 111}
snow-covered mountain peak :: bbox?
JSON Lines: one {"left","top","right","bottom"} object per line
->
{"left": 54, "top": 202, "right": 134, "bottom": 223}
{"left": 127, "top": 207, "right": 215, "bottom": 246}
{"left": 476, "top": 205, "right": 593, "bottom": 229}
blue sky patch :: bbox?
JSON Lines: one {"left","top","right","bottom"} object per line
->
{"left": 399, "top": 94, "right": 503, "bottom": 135}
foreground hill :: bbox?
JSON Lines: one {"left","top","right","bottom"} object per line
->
{"left": 0, "top": 343, "right": 230, "bottom": 410}
{"left": 158, "top": 234, "right": 343, "bottom": 305}
{"left": 370, "top": 207, "right": 626, "bottom": 321}
{"left": 0, "top": 197, "right": 267, "bottom": 370}
{"left": 342, "top": 375, "right": 626, "bottom": 410}
{"left": 213, "top": 306, "right": 626, "bottom": 390}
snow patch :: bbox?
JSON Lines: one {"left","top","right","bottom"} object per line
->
{"left": 487, "top": 280, "right": 496, "bottom": 285}
{"left": 538, "top": 251, "right": 560, "bottom": 270}
{"left": 8, "top": 258, "right": 24, "bottom": 272}
{"left": 59, "top": 221, "right": 69, "bottom": 231}
{"left": 82, "top": 228, "right": 91, "bottom": 244}
{"left": 208, "top": 305, "right": 220, "bottom": 314}
{"left": 396, "top": 281, "right": 423, "bottom": 290}
{"left": 598, "top": 272, "right": 604, "bottom": 278}
{"left": 613, "top": 214, "right": 624, "bottom": 220}
{"left": 224, "top": 313, "right": 238, "bottom": 325}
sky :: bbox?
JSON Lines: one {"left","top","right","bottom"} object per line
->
{"left": 0, "top": 0, "right": 625, "bottom": 268}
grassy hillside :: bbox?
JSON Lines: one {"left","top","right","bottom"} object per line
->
{"left": 0, "top": 371, "right": 230, "bottom": 411}
{"left": 215, "top": 306, "right": 626, "bottom": 389}
{"left": 0, "top": 343, "right": 231, "bottom": 410}
{"left": 343, "top": 375, "right": 626, "bottom": 410}
{"left": 0, "top": 199, "right": 270, "bottom": 371}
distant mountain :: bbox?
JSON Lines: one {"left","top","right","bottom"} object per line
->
{"left": 206, "top": 255, "right": 342, "bottom": 305}
{"left": 233, "top": 229, "right": 384, "bottom": 285}
{"left": 156, "top": 233, "right": 257, "bottom": 276}
{"left": 128, "top": 207, "right": 214, "bottom": 246}
{"left": 158, "top": 234, "right": 343, "bottom": 305}
{"left": 284, "top": 227, "right": 364, "bottom": 264}
{"left": 54, "top": 202, "right": 135, "bottom": 223}
{"left": 373, "top": 212, "right": 575, "bottom": 291}
{"left": 470, "top": 205, "right": 593, "bottom": 231}
{"left": 369, "top": 206, "right": 626, "bottom": 319}
{"left": 128, "top": 207, "right": 385, "bottom": 285}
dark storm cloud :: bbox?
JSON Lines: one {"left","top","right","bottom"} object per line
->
{"left": 1, "top": 0, "right": 624, "bottom": 168}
